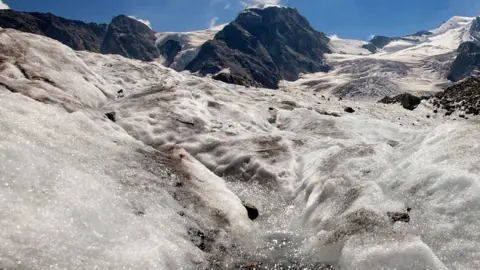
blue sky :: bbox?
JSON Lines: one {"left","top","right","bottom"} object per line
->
{"left": 2, "top": 0, "right": 480, "bottom": 40}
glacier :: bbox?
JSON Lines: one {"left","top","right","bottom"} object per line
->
{"left": 0, "top": 20, "right": 480, "bottom": 270}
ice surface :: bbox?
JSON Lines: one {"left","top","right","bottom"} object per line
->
{"left": 1, "top": 27, "right": 480, "bottom": 269}
{"left": 328, "top": 35, "right": 373, "bottom": 55}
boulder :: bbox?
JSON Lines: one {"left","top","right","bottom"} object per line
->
{"left": 378, "top": 93, "right": 422, "bottom": 110}
{"left": 242, "top": 202, "right": 259, "bottom": 220}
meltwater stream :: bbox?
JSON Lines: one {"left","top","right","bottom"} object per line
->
{"left": 215, "top": 181, "right": 333, "bottom": 270}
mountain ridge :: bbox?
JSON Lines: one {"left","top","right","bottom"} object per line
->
{"left": 1, "top": 7, "right": 480, "bottom": 90}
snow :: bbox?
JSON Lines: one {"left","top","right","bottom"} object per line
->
{"left": 430, "top": 16, "right": 474, "bottom": 35}
{"left": 328, "top": 35, "right": 373, "bottom": 55}
{"left": 1, "top": 26, "right": 480, "bottom": 269}
{"left": 245, "top": 3, "right": 286, "bottom": 10}
{"left": 292, "top": 15, "right": 477, "bottom": 99}
{"left": 155, "top": 24, "right": 226, "bottom": 70}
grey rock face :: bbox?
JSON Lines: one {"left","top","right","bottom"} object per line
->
{"left": 186, "top": 7, "right": 331, "bottom": 89}
{"left": 369, "top": 36, "right": 395, "bottom": 49}
{"left": 470, "top": 17, "right": 480, "bottom": 41}
{"left": 158, "top": 39, "right": 182, "bottom": 66}
{"left": 0, "top": 9, "right": 107, "bottom": 52}
{"left": 100, "top": 15, "right": 160, "bottom": 61}
{"left": 447, "top": 41, "right": 480, "bottom": 82}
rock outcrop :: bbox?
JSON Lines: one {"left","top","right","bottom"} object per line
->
{"left": 447, "top": 41, "right": 480, "bottom": 82}
{"left": 470, "top": 17, "right": 480, "bottom": 41}
{"left": 186, "top": 6, "right": 331, "bottom": 89}
{"left": 100, "top": 15, "right": 160, "bottom": 61}
{"left": 433, "top": 76, "right": 480, "bottom": 115}
{"left": 158, "top": 39, "right": 182, "bottom": 66}
{"left": 378, "top": 93, "right": 422, "bottom": 110}
{"left": 0, "top": 9, "right": 107, "bottom": 52}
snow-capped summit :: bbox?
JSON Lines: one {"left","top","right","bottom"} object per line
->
{"left": 245, "top": 3, "right": 286, "bottom": 10}
{"left": 431, "top": 15, "right": 474, "bottom": 35}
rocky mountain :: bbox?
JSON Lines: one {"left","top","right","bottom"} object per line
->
{"left": 447, "top": 17, "right": 480, "bottom": 82}
{"left": 185, "top": 6, "right": 331, "bottom": 89}
{"left": 155, "top": 24, "right": 227, "bottom": 71}
{"left": 100, "top": 15, "right": 160, "bottom": 62}
{"left": 0, "top": 11, "right": 159, "bottom": 61}
{"left": 1, "top": 7, "right": 480, "bottom": 91}
{"left": 0, "top": 9, "right": 107, "bottom": 52}
{"left": 447, "top": 41, "right": 480, "bottom": 81}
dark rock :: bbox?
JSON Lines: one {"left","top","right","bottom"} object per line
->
{"left": 470, "top": 17, "right": 480, "bottom": 41}
{"left": 186, "top": 6, "right": 330, "bottom": 89}
{"left": 134, "top": 210, "right": 145, "bottom": 216}
{"left": 315, "top": 109, "right": 341, "bottom": 117}
{"left": 0, "top": 9, "right": 107, "bottom": 52}
{"left": 242, "top": 202, "right": 259, "bottom": 220}
{"left": 412, "top": 30, "right": 433, "bottom": 37}
{"left": 378, "top": 93, "right": 422, "bottom": 110}
{"left": 212, "top": 69, "right": 262, "bottom": 88}
{"left": 268, "top": 107, "right": 274, "bottom": 111}
{"left": 105, "top": 112, "right": 116, "bottom": 122}
{"left": 447, "top": 41, "right": 480, "bottom": 82}
{"left": 174, "top": 182, "right": 183, "bottom": 187}
{"left": 369, "top": 35, "right": 395, "bottom": 49}
{"left": 445, "top": 111, "right": 453, "bottom": 116}
{"left": 207, "top": 100, "right": 221, "bottom": 109}
{"left": 426, "top": 115, "right": 431, "bottom": 118}
{"left": 361, "top": 42, "right": 377, "bottom": 53}
{"left": 101, "top": 15, "right": 160, "bottom": 61}
{"left": 459, "top": 114, "right": 466, "bottom": 118}
{"left": 387, "top": 140, "right": 399, "bottom": 147}
{"left": 188, "top": 228, "right": 207, "bottom": 251}
{"left": 116, "top": 89, "right": 124, "bottom": 98}
{"left": 387, "top": 211, "right": 410, "bottom": 223}
{"left": 433, "top": 109, "right": 438, "bottom": 113}
{"left": 344, "top": 107, "right": 355, "bottom": 113}
{"left": 158, "top": 39, "right": 182, "bottom": 66}
{"left": 435, "top": 77, "right": 480, "bottom": 115}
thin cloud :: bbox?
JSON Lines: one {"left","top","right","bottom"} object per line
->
{"left": 240, "top": 0, "right": 282, "bottom": 7}
{"left": 128, "top": 16, "right": 152, "bottom": 29}
{"left": 224, "top": 3, "right": 231, "bottom": 9}
{"left": 0, "top": 0, "right": 10, "bottom": 10}
{"left": 208, "top": 17, "right": 219, "bottom": 28}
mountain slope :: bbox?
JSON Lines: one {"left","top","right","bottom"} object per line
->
{"left": 186, "top": 6, "right": 331, "bottom": 89}
{"left": 100, "top": 15, "right": 160, "bottom": 62}
{"left": 0, "top": 9, "right": 107, "bottom": 52}
{"left": 156, "top": 24, "right": 227, "bottom": 70}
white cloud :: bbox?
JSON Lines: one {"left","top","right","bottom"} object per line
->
{"left": 224, "top": 3, "right": 231, "bottom": 9}
{"left": 208, "top": 17, "right": 219, "bottom": 28}
{"left": 0, "top": 0, "right": 10, "bottom": 10}
{"left": 128, "top": 16, "right": 152, "bottom": 29}
{"left": 240, "top": 0, "right": 282, "bottom": 7}
{"left": 329, "top": 34, "right": 341, "bottom": 40}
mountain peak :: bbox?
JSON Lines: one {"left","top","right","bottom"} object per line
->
{"left": 244, "top": 3, "right": 286, "bottom": 10}
{"left": 431, "top": 15, "right": 474, "bottom": 35}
